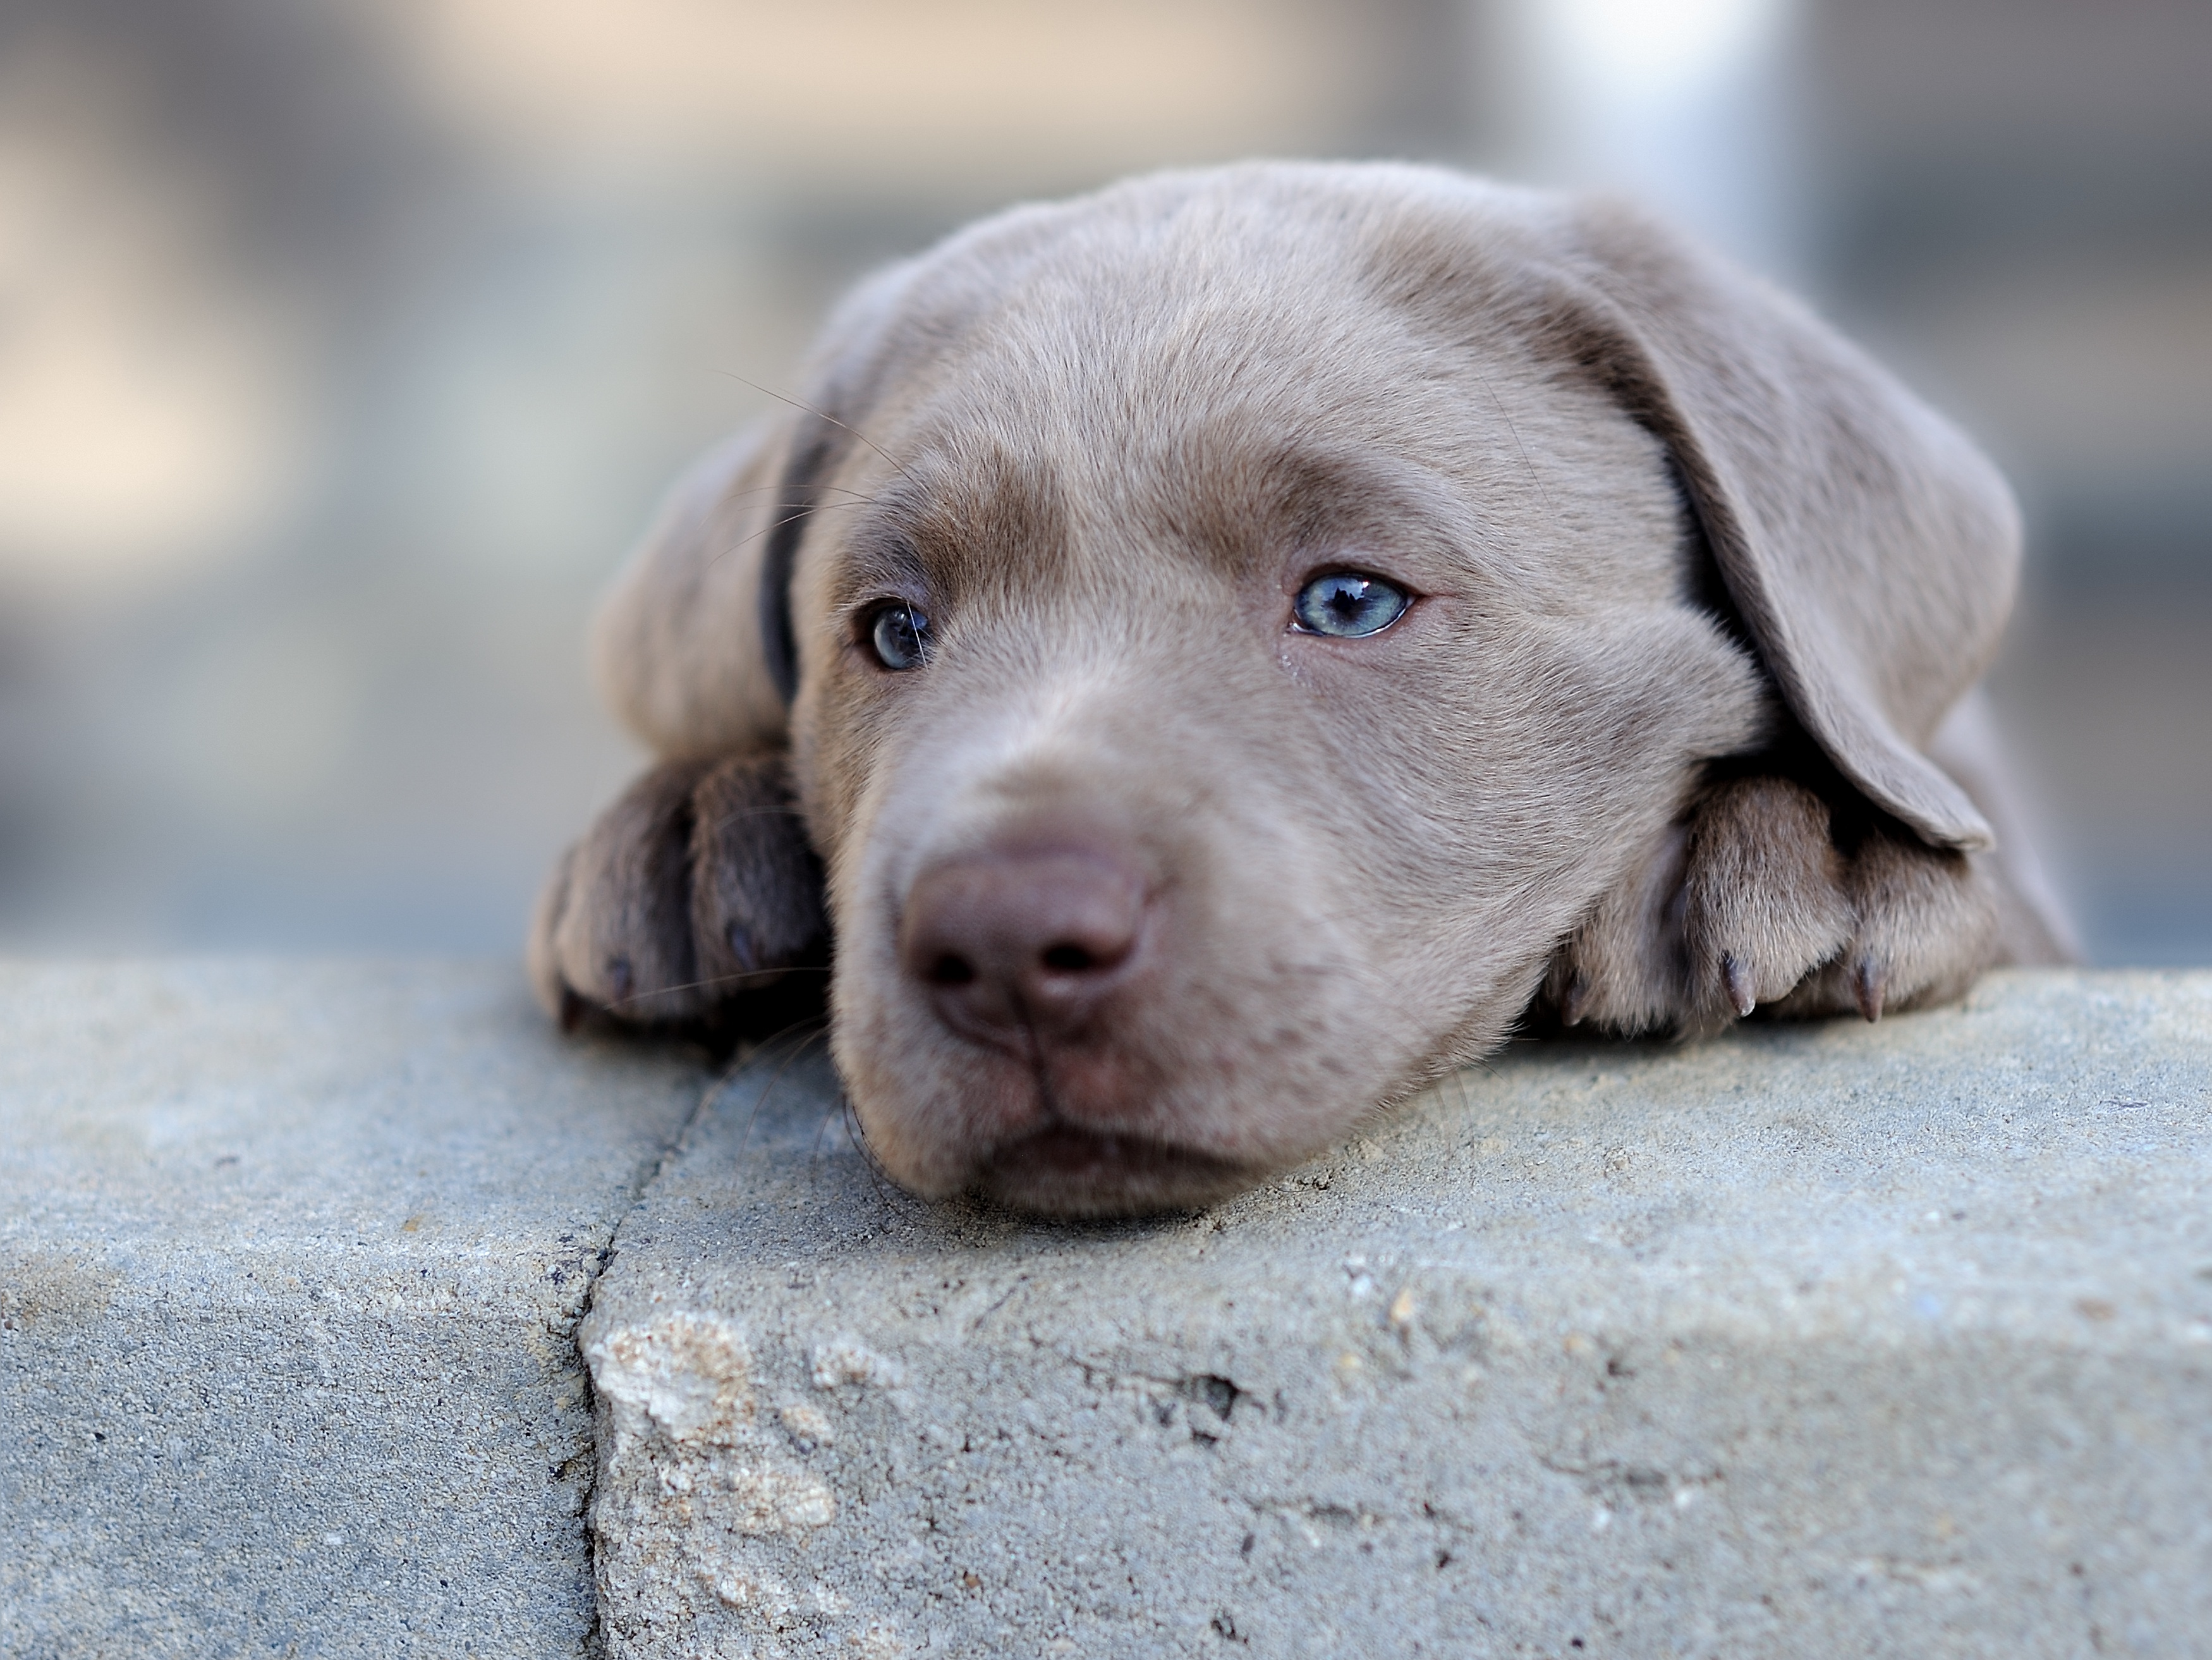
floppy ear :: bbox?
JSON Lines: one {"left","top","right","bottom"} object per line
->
{"left": 1552, "top": 198, "right": 2021, "bottom": 851}
{"left": 588, "top": 417, "right": 809, "bottom": 760}
{"left": 588, "top": 254, "right": 935, "bottom": 760}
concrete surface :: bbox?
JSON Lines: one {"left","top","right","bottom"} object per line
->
{"left": 581, "top": 971, "right": 2212, "bottom": 1658}
{"left": 6, "top": 967, "right": 2208, "bottom": 1657}
{"left": 0, "top": 961, "right": 708, "bottom": 1658}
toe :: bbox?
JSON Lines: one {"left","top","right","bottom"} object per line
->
{"left": 1682, "top": 778, "right": 1852, "bottom": 1023}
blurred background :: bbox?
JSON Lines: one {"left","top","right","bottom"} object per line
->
{"left": 0, "top": 0, "right": 2204, "bottom": 962}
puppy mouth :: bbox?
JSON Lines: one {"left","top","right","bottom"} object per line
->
{"left": 975, "top": 1124, "right": 1258, "bottom": 1216}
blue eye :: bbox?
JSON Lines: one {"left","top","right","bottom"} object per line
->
{"left": 1292, "top": 571, "right": 1411, "bottom": 638}
{"left": 866, "top": 602, "right": 932, "bottom": 670}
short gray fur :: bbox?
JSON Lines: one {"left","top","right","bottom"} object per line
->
{"left": 0, "top": 961, "right": 707, "bottom": 1659}
{"left": 581, "top": 970, "right": 2212, "bottom": 1658}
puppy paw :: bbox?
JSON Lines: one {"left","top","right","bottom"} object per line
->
{"left": 1681, "top": 777, "right": 1854, "bottom": 1029}
{"left": 528, "top": 751, "right": 829, "bottom": 1033}
{"left": 684, "top": 753, "right": 832, "bottom": 1008}
{"left": 1547, "top": 776, "right": 2003, "bottom": 1035}
{"left": 1770, "top": 827, "right": 1998, "bottom": 1022}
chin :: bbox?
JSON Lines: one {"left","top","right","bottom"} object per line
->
{"left": 973, "top": 1124, "right": 1265, "bottom": 1217}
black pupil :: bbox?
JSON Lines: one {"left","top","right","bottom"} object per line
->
{"left": 1297, "top": 571, "right": 1402, "bottom": 636}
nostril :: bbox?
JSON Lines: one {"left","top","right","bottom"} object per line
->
{"left": 899, "top": 841, "right": 1148, "bottom": 1041}
{"left": 927, "top": 953, "right": 977, "bottom": 987}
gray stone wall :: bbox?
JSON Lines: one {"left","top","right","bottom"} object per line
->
{"left": 5, "top": 965, "right": 2207, "bottom": 1656}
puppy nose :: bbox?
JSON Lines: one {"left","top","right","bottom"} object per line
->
{"left": 899, "top": 846, "right": 1147, "bottom": 1046}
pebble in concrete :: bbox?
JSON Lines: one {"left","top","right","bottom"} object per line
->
{"left": 581, "top": 971, "right": 2212, "bottom": 1658}
{"left": 0, "top": 961, "right": 708, "bottom": 1659}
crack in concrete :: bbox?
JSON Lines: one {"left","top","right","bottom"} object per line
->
{"left": 567, "top": 1049, "right": 730, "bottom": 1660}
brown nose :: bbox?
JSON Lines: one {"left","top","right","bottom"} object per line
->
{"left": 899, "top": 845, "right": 1148, "bottom": 1047}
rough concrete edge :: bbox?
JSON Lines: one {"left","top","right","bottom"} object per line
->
{"left": 574, "top": 1037, "right": 775, "bottom": 1658}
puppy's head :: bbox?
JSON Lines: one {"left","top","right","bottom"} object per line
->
{"left": 599, "top": 164, "right": 2018, "bottom": 1214}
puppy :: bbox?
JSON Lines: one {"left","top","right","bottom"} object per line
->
{"left": 529, "top": 163, "right": 2069, "bottom": 1216}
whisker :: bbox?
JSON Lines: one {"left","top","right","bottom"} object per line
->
{"left": 603, "top": 963, "right": 831, "bottom": 1012}
{"left": 736, "top": 1020, "right": 830, "bottom": 1164}
{"left": 838, "top": 1087, "right": 904, "bottom": 1209}
{"left": 714, "top": 479, "right": 882, "bottom": 508}
{"left": 703, "top": 497, "right": 880, "bottom": 573}
{"left": 1474, "top": 367, "right": 1559, "bottom": 521}
{"left": 806, "top": 1074, "right": 888, "bottom": 1207}
{"left": 713, "top": 368, "right": 918, "bottom": 487}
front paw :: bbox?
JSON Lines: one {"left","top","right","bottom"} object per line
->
{"left": 528, "top": 752, "right": 829, "bottom": 1034}
{"left": 1767, "top": 826, "right": 1998, "bottom": 1022}
{"left": 1548, "top": 776, "right": 2002, "bottom": 1035}
{"left": 1684, "top": 779, "right": 1998, "bottom": 1024}
{"left": 1681, "top": 777, "right": 1854, "bottom": 1027}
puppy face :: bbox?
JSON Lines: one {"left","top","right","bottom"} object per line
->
{"left": 777, "top": 186, "right": 1765, "bottom": 1211}
{"left": 551, "top": 164, "right": 2036, "bottom": 1216}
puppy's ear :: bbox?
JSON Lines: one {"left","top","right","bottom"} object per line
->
{"left": 589, "top": 260, "right": 929, "bottom": 760}
{"left": 588, "top": 417, "right": 809, "bottom": 760}
{"left": 1556, "top": 200, "right": 2020, "bottom": 851}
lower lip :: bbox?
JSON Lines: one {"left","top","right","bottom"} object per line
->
{"left": 979, "top": 1125, "right": 1251, "bottom": 1214}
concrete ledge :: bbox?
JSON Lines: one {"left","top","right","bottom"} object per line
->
{"left": 581, "top": 971, "right": 2212, "bottom": 1657}
{"left": 7, "top": 967, "right": 2208, "bottom": 1655}
{"left": 0, "top": 961, "right": 707, "bottom": 1657}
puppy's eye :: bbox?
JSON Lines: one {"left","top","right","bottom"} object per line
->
{"left": 1292, "top": 571, "right": 1411, "bottom": 638}
{"left": 863, "top": 601, "right": 932, "bottom": 671}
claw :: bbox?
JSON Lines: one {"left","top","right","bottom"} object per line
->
{"left": 558, "top": 986, "right": 589, "bottom": 1034}
{"left": 1560, "top": 973, "right": 1591, "bottom": 1028}
{"left": 1720, "top": 952, "right": 1756, "bottom": 1018}
{"left": 1854, "top": 956, "right": 1887, "bottom": 1023}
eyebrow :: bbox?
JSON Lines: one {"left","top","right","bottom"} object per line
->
{"left": 1148, "top": 436, "right": 1470, "bottom": 578}
{"left": 833, "top": 520, "right": 933, "bottom": 602}
{"left": 828, "top": 443, "right": 1074, "bottom": 604}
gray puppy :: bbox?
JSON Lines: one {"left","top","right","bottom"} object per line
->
{"left": 530, "top": 162, "right": 2069, "bottom": 1216}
